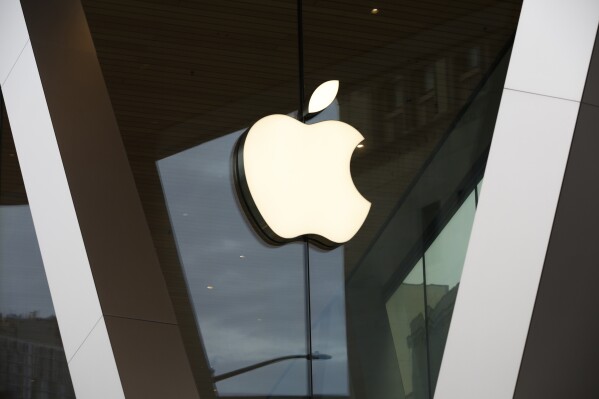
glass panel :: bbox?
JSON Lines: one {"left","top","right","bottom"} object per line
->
{"left": 80, "top": 1, "right": 523, "bottom": 397}
{"left": 305, "top": 99, "right": 350, "bottom": 397}
{"left": 386, "top": 260, "right": 429, "bottom": 399}
{"left": 303, "top": 2, "right": 521, "bottom": 398}
{"left": 477, "top": 178, "right": 484, "bottom": 199}
{"left": 215, "top": 360, "right": 308, "bottom": 397}
{"left": 424, "top": 191, "right": 477, "bottom": 392}
{"left": 308, "top": 246, "right": 349, "bottom": 396}
{"left": 0, "top": 103, "right": 75, "bottom": 398}
{"left": 158, "top": 131, "right": 307, "bottom": 397}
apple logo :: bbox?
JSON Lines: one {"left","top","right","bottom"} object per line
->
{"left": 233, "top": 80, "right": 371, "bottom": 249}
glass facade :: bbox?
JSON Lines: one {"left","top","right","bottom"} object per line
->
{"left": 157, "top": 132, "right": 308, "bottom": 396}
{"left": 80, "top": 0, "right": 521, "bottom": 397}
{"left": 386, "top": 189, "right": 478, "bottom": 399}
{"left": 0, "top": 1, "right": 522, "bottom": 397}
{"left": 0, "top": 101, "right": 75, "bottom": 398}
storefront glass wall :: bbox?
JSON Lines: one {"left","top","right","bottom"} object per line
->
{"left": 0, "top": 1, "right": 521, "bottom": 397}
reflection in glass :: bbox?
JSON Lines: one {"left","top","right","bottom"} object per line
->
{"left": 0, "top": 209, "right": 74, "bottom": 398}
{"left": 385, "top": 190, "right": 477, "bottom": 399}
{"left": 386, "top": 260, "right": 429, "bottom": 399}
{"left": 304, "top": 101, "right": 351, "bottom": 396}
{"left": 303, "top": 2, "right": 521, "bottom": 398}
{"left": 79, "top": 0, "right": 523, "bottom": 397}
{"left": 425, "top": 192, "right": 476, "bottom": 294}
{"left": 158, "top": 132, "right": 308, "bottom": 396}
{"left": 309, "top": 246, "right": 349, "bottom": 396}
{"left": 424, "top": 192, "right": 476, "bottom": 392}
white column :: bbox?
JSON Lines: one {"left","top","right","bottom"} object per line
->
{"left": 434, "top": 1, "right": 599, "bottom": 399}
{"left": 0, "top": 2, "right": 124, "bottom": 398}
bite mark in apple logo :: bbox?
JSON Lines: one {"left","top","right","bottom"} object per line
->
{"left": 233, "top": 80, "right": 371, "bottom": 249}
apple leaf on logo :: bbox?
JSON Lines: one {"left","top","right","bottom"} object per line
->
{"left": 308, "top": 80, "right": 339, "bottom": 114}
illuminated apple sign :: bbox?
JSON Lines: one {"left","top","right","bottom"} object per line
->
{"left": 234, "top": 80, "right": 371, "bottom": 248}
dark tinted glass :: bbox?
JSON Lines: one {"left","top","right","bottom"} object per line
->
{"left": 386, "top": 260, "right": 428, "bottom": 399}
{"left": 81, "top": 1, "right": 522, "bottom": 398}
{"left": 158, "top": 131, "right": 308, "bottom": 396}
{"left": 0, "top": 102, "right": 75, "bottom": 398}
{"left": 302, "top": 1, "right": 520, "bottom": 397}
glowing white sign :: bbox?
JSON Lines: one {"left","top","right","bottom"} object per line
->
{"left": 234, "top": 81, "right": 370, "bottom": 248}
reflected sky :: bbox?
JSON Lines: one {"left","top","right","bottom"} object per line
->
{"left": 157, "top": 102, "right": 349, "bottom": 396}
{"left": 159, "top": 130, "right": 309, "bottom": 396}
{"left": 0, "top": 205, "right": 55, "bottom": 318}
{"left": 309, "top": 246, "right": 349, "bottom": 396}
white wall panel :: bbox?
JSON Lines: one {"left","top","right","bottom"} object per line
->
{"left": 435, "top": 0, "right": 599, "bottom": 398}
{"left": 505, "top": 0, "right": 599, "bottom": 101}
{"left": 69, "top": 317, "right": 126, "bottom": 399}
{"left": 0, "top": 0, "right": 29, "bottom": 84}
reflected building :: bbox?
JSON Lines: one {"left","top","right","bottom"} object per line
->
{"left": 0, "top": 316, "right": 74, "bottom": 399}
